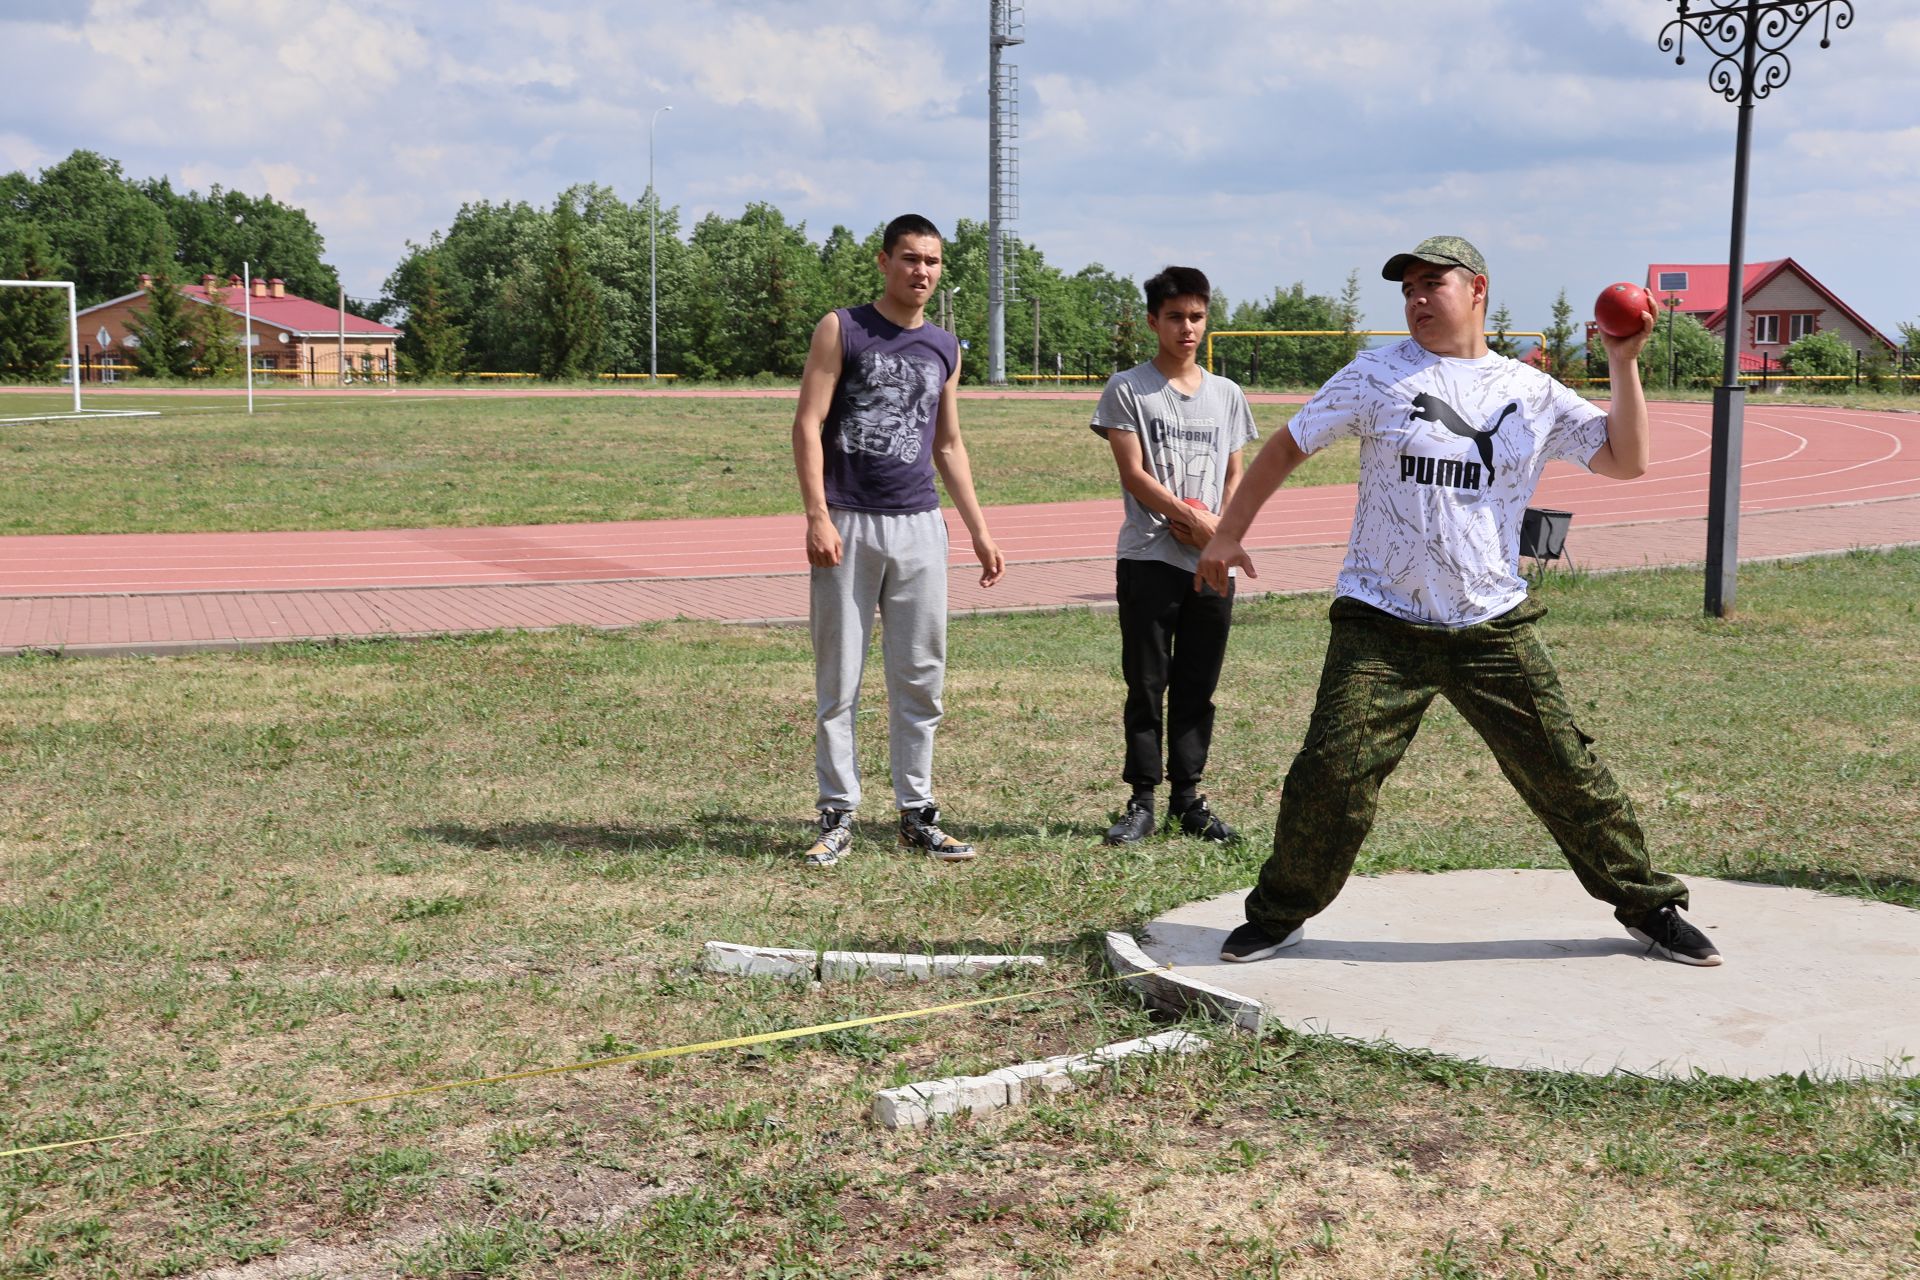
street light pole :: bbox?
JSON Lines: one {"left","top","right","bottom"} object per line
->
{"left": 649, "top": 104, "right": 672, "bottom": 385}
{"left": 1665, "top": 293, "right": 1683, "bottom": 390}
{"left": 243, "top": 260, "right": 253, "bottom": 415}
{"left": 1031, "top": 295, "right": 1040, "bottom": 379}
{"left": 1659, "top": 0, "right": 1851, "bottom": 618}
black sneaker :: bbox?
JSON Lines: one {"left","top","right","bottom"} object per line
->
{"left": 1625, "top": 905, "right": 1722, "bottom": 967}
{"left": 898, "top": 806, "right": 976, "bottom": 862}
{"left": 1219, "top": 921, "right": 1305, "bottom": 963}
{"left": 1103, "top": 798, "right": 1156, "bottom": 846}
{"left": 1172, "top": 795, "right": 1238, "bottom": 843}
{"left": 802, "top": 809, "right": 853, "bottom": 867}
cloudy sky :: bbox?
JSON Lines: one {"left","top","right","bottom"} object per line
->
{"left": 4, "top": 0, "right": 1915, "bottom": 336}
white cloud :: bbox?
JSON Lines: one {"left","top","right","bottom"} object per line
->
{"left": 1784, "top": 127, "right": 1920, "bottom": 181}
{"left": 0, "top": 132, "right": 53, "bottom": 172}
{"left": 0, "top": 0, "right": 1910, "bottom": 332}
{"left": 656, "top": 14, "right": 964, "bottom": 132}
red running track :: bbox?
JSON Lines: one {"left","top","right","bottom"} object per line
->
{"left": 2, "top": 400, "right": 1916, "bottom": 597}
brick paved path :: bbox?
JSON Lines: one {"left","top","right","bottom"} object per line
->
{"left": 3, "top": 401, "right": 1916, "bottom": 656}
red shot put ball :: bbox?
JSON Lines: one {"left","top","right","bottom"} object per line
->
{"left": 1182, "top": 496, "right": 1209, "bottom": 511}
{"left": 1594, "top": 282, "right": 1656, "bottom": 338}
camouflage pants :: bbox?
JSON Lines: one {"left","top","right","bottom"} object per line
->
{"left": 1244, "top": 596, "right": 1688, "bottom": 934}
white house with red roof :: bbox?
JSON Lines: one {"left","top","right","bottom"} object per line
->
{"left": 76, "top": 273, "right": 401, "bottom": 384}
{"left": 1641, "top": 258, "right": 1895, "bottom": 372}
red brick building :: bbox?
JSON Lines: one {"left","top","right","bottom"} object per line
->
{"left": 77, "top": 274, "right": 401, "bottom": 384}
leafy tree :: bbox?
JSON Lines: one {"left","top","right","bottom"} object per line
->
{"left": 0, "top": 226, "right": 70, "bottom": 379}
{"left": 1007, "top": 236, "right": 1097, "bottom": 379}
{"left": 1225, "top": 282, "right": 1346, "bottom": 386}
{"left": 190, "top": 279, "right": 241, "bottom": 380}
{"left": 394, "top": 250, "right": 465, "bottom": 379}
{"left": 819, "top": 224, "right": 883, "bottom": 312}
{"left": 1487, "top": 302, "right": 1519, "bottom": 357}
{"left": 1782, "top": 330, "right": 1854, "bottom": 383}
{"left": 537, "top": 199, "right": 605, "bottom": 380}
{"left": 142, "top": 178, "right": 340, "bottom": 303}
{"left": 124, "top": 272, "right": 197, "bottom": 378}
{"left": 1112, "top": 301, "right": 1145, "bottom": 374}
{"left": 1894, "top": 322, "right": 1918, "bottom": 388}
{"left": 1337, "top": 268, "right": 1365, "bottom": 365}
{"left": 1860, "top": 345, "right": 1894, "bottom": 391}
{"left": 564, "top": 182, "right": 666, "bottom": 375}
{"left": 387, "top": 198, "right": 547, "bottom": 374}
{"left": 1638, "top": 308, "right": 1719, "bottom": 390}
{"left": 682, "top": 204, "right": 825, "bottom": 378}
{"left": 1544, "top": 289, "right": 1576, "bottom": 377}
{"left": 11, "top": 150, "right": 175, "bottom": 306}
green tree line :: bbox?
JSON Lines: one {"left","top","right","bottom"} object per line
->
{"left": 0, "top": 149, "right": 343, "bottom": 379}
{"left": 10, "top": 149, "right": 1912, "bottom": 388}
{"left": 380, "top": 183, "right": 1366, "bottom": 385}
{"left": 1, "top": 150, "right": 340, "bottom": 309}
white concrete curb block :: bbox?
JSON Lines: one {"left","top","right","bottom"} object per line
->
{"left": 703, "top": 942, "right": 1047, "bottom": 982}
{"left": 1104, "top": 930, "right": 1265, "bottom": 1034}
{"left": 872, "top": 1029, "right": 1206, "bottom": 1129}
{"left": 700, "top": 941, "right": 817, "bottom": 979}
{"left": 819, "top": 951, "right": 1048, "bottom": 981}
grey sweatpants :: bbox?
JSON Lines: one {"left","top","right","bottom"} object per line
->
{"left": 810, "top": 507, "right": 949, "bottom": 813}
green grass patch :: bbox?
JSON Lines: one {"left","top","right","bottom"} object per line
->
{"left": 0, "top": 392, "right": 1345, "bottom": 536}
{"left": 0, "top": 553, "right": 1916, "bottom": 1275}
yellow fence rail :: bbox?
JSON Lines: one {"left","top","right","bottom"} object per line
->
{"left": 1205, "top": 330, "right": 1548, "bottom": 374}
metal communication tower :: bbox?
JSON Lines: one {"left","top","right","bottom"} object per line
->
{"left": 988, "top": 1, "right": 1023, "bottom": 385}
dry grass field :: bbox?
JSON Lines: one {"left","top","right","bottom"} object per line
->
{"left": 3, "top": 550, "right": 1917, "bottom": 1277}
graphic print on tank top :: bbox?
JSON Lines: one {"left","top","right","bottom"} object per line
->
{"left": 835, "top": 348, "right": 944, "bottom": 465}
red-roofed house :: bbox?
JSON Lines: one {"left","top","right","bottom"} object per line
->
{"left": 76, "top": 274, "right": 401, "bottom": 384}
{"left": 1642, "top": 258, "right": 1895, "bottom": 373}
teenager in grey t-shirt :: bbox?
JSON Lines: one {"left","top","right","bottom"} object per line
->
{"left": 1089, "top": 266, "right": 1256, "bottom": 850}
{"left": 1092, "top": 366, "right": 1257, "bottom": 572}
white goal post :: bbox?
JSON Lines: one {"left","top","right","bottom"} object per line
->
{"left": 0, "top": 278, "right": 156, "bottom": 423}
{"left": 1, "top": 277, "right": 81, "bottom": 415}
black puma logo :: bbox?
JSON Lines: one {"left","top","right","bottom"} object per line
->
{"left": 1409, "top": 393, "right": 1519, "bottom": 485}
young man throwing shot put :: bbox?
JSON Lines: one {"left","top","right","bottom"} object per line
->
{"left": 1198, "top": 236, "right": 1721, "bottom": 968}
{"left": 791, "top": 214, "right": 1006, "bottom": 867}
{"left": 1091, "top": 266, "right": 1255, "bottom": 846}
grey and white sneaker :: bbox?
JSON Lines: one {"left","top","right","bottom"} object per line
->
{"left": 1625, "top": 904, "right": 1722, "bottom": 966}
{"left": 898, "top": 805, "right": 976, "bottom": 862}
{"left": 803, "top": 809, "right": 853, "bottom": 867}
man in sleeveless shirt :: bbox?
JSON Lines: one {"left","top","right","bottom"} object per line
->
{"left": 790, "top": 214, "right": 1006, "bottom": 867}
{"left": 1091, "top": 266, "right": 1256, "bottom": 847}
{"left": 1198, "top": 236, "right": 1722, "bottom": 968}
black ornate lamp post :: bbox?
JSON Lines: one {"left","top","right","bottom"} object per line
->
{"left": 1659, "top": 0, "right": 1852, "bottom": 618}
{"left": 1663, "top": 293, "right": 1683, "bottom": 390}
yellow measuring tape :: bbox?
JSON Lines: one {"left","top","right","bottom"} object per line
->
{"left": 1, "top": 967, "right": 1159, "bottom": 1161}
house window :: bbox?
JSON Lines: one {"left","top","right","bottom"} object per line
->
{"left": 99, "top": 353, "right": 124, "bottom": 384}
{"left": 1789, "top": 314, "right": 1816, "bottom": 341}
{"left": 1754, "top": 314, "right": 1780, "bottom": 345}
{"left": 1657, "top": 271, "right": 1688, "bottom": 292}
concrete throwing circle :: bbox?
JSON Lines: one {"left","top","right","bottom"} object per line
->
{"left": 1138, "top": 870, "right": 1920, "bottom": 1079}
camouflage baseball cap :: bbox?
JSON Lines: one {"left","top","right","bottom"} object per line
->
{"left": 1381, "top": 235, "right": 1488, "bottom": 281}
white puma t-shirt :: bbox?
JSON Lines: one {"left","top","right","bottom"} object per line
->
{"left": 1287, "top": 339, "right": 1611, "bottom": 626}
